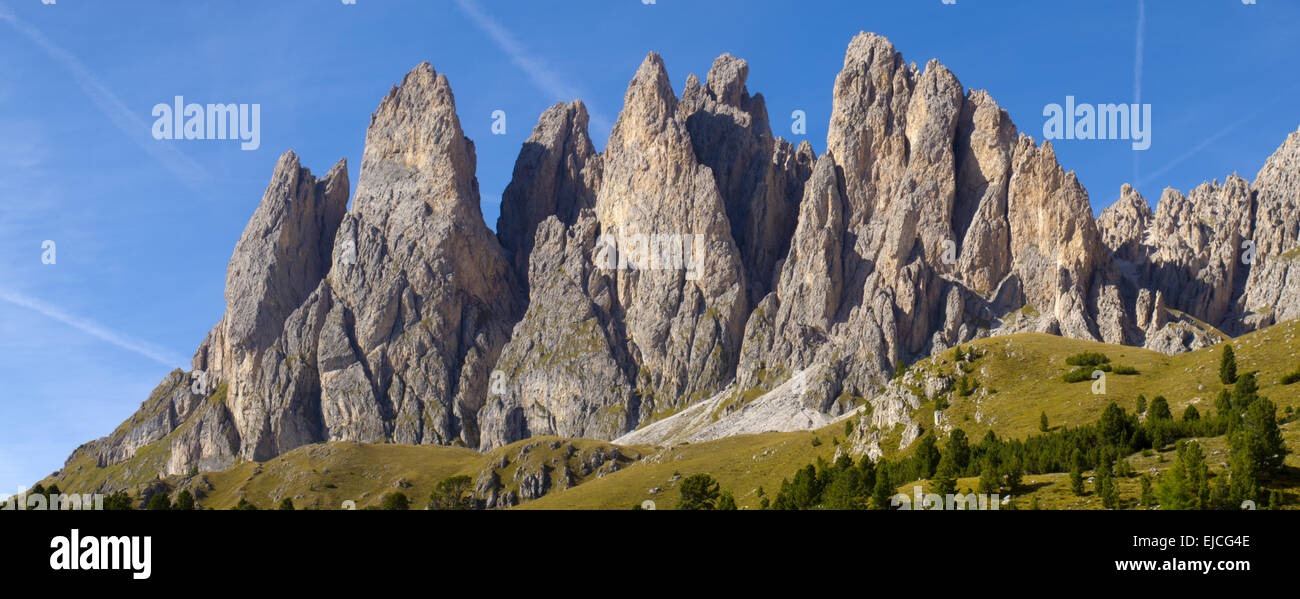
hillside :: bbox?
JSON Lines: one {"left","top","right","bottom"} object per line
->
{"left": 36, "top": 318, "right": 1300, "bottom": 510}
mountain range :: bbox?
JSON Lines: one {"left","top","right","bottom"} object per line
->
{"left": 57, "top": 32, "right": 1300, "bottom": 490}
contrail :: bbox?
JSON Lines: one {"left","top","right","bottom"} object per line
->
{"left": 1132, "top": 0, "right": 1146, "bottom": 181}
{"left": 1133, "top": 0, "right": 1145, "bottom": 107}
{"left": 452, "top": 0, "right": 614, "bottom": 134}
{"left": 0, "top": 2, "right": 209, "bottom": 188}
{"left": 1139, "top": 116, "right": 1253, "bottom": 186}
{"left": 0, "top": 289, "right": 185, "bottom": 368}
{"left": 1138, "top": 80, "right": 1300, "bottom": 187}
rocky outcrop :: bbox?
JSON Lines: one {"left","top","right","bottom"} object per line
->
{"left": 1096, "top": 127, "right": 1300, "bottom": 344}
{"left": 496, "top": 101, "right": 602, "bottom": 282}
{"left": 472, "top": 440, "right": 638, "bottom": 509}
{"left": 1235, "top": 128, "right": 1300, "bottom": 329}
{"left": 735, "top": 33, "right": 1121, "bottom": 406}
{"left": 477, "top": 213, "right": 638, "bottom": 448}
{"left": 680, "top": 53, "right": 815, "bottom": 304}
{"left": 479, "top": 53, "right": 818, "bottom": 450}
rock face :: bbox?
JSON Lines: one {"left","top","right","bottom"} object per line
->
{"left": 478, "top": 53, "right": 814, "bottom": 450}
{"left": 736, "top": 34, "right": 1124, "bottom": 405}
{"left": 1097, "top": 127, "right": 1300, "bottom": 346}
{"left": 321, "top": 63, "right": 519, "bottom": 452}
{"left": 62, "top": 34, "right": 1300, "bottom": 481}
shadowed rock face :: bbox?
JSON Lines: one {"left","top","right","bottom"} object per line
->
{"left": 496, "top": 100, "right": 602, "bottom": 283}
{"left": 1098, "top": 127, "right": 1300, "bottom": 338}
{"left": 63, "top": 34, "right": 1300, "bottom": 481}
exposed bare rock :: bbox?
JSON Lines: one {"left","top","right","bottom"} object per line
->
{"left": 591, "top": 53, "right": 750, "bottom": 418}
{"left": 615, "top": 363, "right": 857, "bottom": 447}
{"left": 1237, "top": 127, "right": 1300, "bottom": 329}
{"left": 496, "top": 100, "right": 602, "bottom": 280}
{"left": 189, "top": 151, "right": 349, "bottom": 462}
{"left": 954, "top": 89, "right": 1017, "bottom": 295}
{"left": 477, "top": 213, "right": 637, "bottom": 448}
{"left": 741, "top": 33, "right": 1114, "bottom": 407}
{"left": 323, "top": 63, "right": 520, "bottom": 449}
{"left": 680, "top": 54, "right": 814, "bottom": 304}
{"left": 1098, "top": 184, "right": 1154, "bottom": 267}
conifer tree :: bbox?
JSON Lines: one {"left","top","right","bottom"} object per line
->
{"left": 1069, "top": 449, "right": 1086, "bottom": 496}
{"left": 146, "top": 493, "right": 171, "bottom": 511}
{"left": 977, "top": 456, "right": 1000, "bottom": 495}
{"left": 1139, "top": 475, "right": 1155, "bottom": 507}
{"left": 1220, "top": 344, "right": 1238, "bottom": 385}
{"left": 173, "top": 490, "right": 196, "bottom": 511}
{"left": 1148, "top": 396, "right": 1172, "bottom": 421}
{"left": 871, "top": 471, "right": 893, "bottom": 510}
{"left": 677, "top": 474, "right": 721, "bottom": 510}
{"left": 933, "top": 451, "right": 958, "bottom": 497}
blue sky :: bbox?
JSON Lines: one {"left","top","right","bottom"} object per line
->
{"left": 1, "top": 0, "right": 1297, "bottom": 493}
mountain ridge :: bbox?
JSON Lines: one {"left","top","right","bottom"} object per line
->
{"left": 54, "top": 31, "right": 1300, "bottom": 489}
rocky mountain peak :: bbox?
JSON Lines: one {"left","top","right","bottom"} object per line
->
{"left": 497, "top": 100, "right": 601, "bottom": 277}
{"left": 353, "top": 62, "right": 479, "bottom": 229}
{"left": 1097, "top": 183, "right": 1154, "bottom": 265}
{"left": 197, "top": 150, "right": 349, "bottom": 376}
{"left": 612, "top": 53, "right": 680, "bottom": 142}
{"left": 704, "top": 53, "right": 750, "bottom": 108}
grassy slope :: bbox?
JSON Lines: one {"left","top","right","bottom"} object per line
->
{"left": 530, "top": 320, "right": 1300, "bottom": 509}
{"left": 879, "top": 319, "right": 1300, "bottom": 509}
{"left": 42, "top": 320, "right": 1300, "bottom": 510}
{"left": 518, "top": 429, "right": 846, "bottom": 510}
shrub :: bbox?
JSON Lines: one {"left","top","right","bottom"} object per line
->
{"left": 956, "top": 375, "right": 978, "bottom": 396}
{"left": 146, "top": 493, "right": 171, "bottom": 511}
{"left": 173, "top": 490, "right": 196, "bottom": 511}
{"left": 380, "top": 492, "right": 410, "bottom": 511}
{"left": 1066, "top": 352, "right": 1110, "bottom": 367}
{"left": 1062, "top": 367, "right": 1100, "bottom": 383}
{"left": 677, "top": 474, "right": 721, "bottom": 510}
{"left": 428, "top": 475, "right": 474, "bottom": 510}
